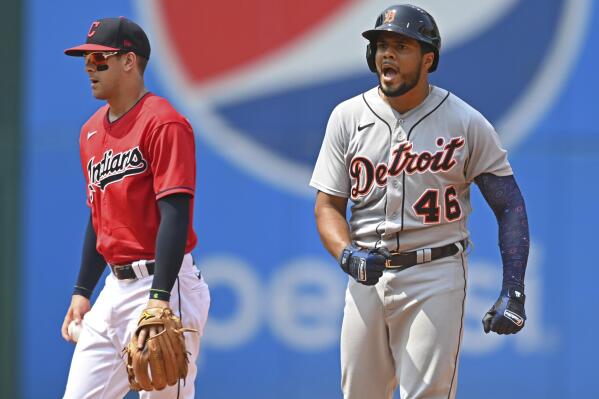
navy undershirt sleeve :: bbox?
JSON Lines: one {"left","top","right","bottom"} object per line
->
{"left": 474, "top": 173, "right": 529, "bottom": 291}
{"left": 73, "top": 214, "right": 107, "bottom": 298}
{"left": 149, "top": 193, "right": 191, "bottom": 301}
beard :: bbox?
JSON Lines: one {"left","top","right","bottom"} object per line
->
{"left": 378, "top": 58, "right": 423, "bottom": 97}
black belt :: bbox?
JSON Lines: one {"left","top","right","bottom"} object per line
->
{"left": 111, "top": 260, "right": 155, "bottom": 280}
{"left": 385, "top": 240, "right": 468, "bottom": 271}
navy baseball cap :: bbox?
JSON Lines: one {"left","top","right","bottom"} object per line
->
{"left": 64, "top": 17, "right": 151, "bottom": 59}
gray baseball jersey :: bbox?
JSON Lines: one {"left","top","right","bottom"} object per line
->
{"left": 312, "top": 85, "right": 513, "bottom": 398}
{"left": 310, "top": 85, "right": 512, "bottom": 251}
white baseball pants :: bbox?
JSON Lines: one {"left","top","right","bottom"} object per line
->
{"left": 64, "top": 254, "right": 210, "bottom": 399}
{"left": 341, "top": 253, "right": 467, "bottom": 399}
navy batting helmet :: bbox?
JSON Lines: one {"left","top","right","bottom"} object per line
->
{"left": 362, "top": 4, "right": 441, "bottom": 73}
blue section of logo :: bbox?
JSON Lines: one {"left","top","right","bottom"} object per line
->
{"left": 216, "top": 74, "right": 373, "bottom": 166}
{"left": 215, "top": 0, "right": 561, "bottom": 168}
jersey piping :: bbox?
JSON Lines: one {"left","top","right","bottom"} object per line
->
{"left": 448, "top": 252, "right": 467, "bottom": 398}
{"left": 361, "top": 92, "right": 392, "bottom": 249}
{"left": 156, "top": 186, "right": 195, "bottom": 196}
{"left": 104, "top": 91, "right": 152, "bottom": 125}
{"left": 401, "top": 90, "right": 451, "bottom": 239}
{"left": 362, "top": 89, "right": 451, "bottom": 251}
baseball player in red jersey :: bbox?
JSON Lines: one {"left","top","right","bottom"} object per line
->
{"left": 311, "top": 5, "right": 529, "bottom": 398}
{"left": 60, "top": 17, "right": 210, "bottom": 398}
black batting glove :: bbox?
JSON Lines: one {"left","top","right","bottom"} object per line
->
{"left": 338, "top": 244, "right": 390, "bottom": 286}
{"left": 482, "top": 287, "right": 526, "bottom": 335}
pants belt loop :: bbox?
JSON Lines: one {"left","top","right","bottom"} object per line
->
{"left": 424, "top": 248, "right": 432, "bottom": 262}
{"left": 455, "top": 241, "right": 465, "bottom": 255}
{"left": 132, "top": 260, "right": 149, "bottom": 279}
{"left": 415, "top": 248, "right": 432, "bottom": 264}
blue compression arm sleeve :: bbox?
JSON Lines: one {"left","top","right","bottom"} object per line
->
{"left": 149, "top": 193, "right": 191, "bottom": 301}
{"left": 73, "top": 214, "right": 107, "bottom": 298}
{"left": 474, "top": 173, "right": 529, "bottom": 290}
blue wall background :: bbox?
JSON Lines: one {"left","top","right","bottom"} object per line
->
{"left": 22, "top": 1, "right": 598, "bottom": 398}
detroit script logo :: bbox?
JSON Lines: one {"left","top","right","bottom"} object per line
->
{"left": 349, "top": 137, "right": 465, "bottom": 199}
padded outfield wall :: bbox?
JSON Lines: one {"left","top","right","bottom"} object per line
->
{"left": 20, "top": 1, "right": 598, "bottom": 398}
{"left": 0, "top": 0, "right": 21, "bottom": 398}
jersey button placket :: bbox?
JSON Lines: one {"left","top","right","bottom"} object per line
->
{"left": 101, "top": 129, "right": 108, "bottom": 204}
{"left": 393, "top": 122, "right": 406, "bottom": 228}
{"left": 394, "top": 120, "right": 407, "bottom": 142}
{"left": 387, "top": 125, "right": 402, "bottom": 225}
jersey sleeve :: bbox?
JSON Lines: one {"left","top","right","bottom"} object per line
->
{"left": 464, "top": 112, "right": 513, "bottom": 182}
{"left": 309, "top": 106, "right": 351, "bottom": 197}
{"left": 146, "top": 122, "right": 196, "bottom": 200}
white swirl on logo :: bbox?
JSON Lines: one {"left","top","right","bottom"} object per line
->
{"left": 138, "top": 0, "right": 591, "bottom": 196}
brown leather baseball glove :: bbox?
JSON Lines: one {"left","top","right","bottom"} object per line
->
{"left": 123, "top": 307, "right": 197, "bottom": 391}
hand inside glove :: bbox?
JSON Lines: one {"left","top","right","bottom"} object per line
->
{"left": 338, "top": 244, "right": 390, "bottom": 286}
{"left": 482, "top": 287, "right": 526, "bottom": 335}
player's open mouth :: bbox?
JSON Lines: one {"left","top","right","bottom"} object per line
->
{"left": 90, "top": 78, "right": 99, "bottom": 86}
{"left": 382, "top": 65, "right": 398, "bottom": 80}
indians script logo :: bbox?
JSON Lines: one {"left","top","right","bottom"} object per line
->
{"left": 139, "top": 0, "right": 590, "bottom": 196}
{"left": 350, "top": 137, "right": 464, "bottom": 199}
{"left": 86, "top": 147, "right": 148, "bottom": 202}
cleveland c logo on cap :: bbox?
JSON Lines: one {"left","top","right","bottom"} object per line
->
{"left": 87, "top": 21, "right": 101, "bottom": 37}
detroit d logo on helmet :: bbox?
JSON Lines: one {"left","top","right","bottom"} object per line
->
{"left": 382, "top": 9, "right": 397, "bottom": 25}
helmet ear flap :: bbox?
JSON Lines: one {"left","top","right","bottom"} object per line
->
{"left": 366, "top": 43, "right": 377, "bottom": 73}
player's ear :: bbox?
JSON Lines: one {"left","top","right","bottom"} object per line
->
{"left": 123, "top": 52, "right": 137, "bottom": 72}
{"left": 422, "top": 51, "right": 434, "bottom": 72}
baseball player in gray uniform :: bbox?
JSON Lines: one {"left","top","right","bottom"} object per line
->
{"left": 311, "top": 4, "right": 530, "bottom": 399}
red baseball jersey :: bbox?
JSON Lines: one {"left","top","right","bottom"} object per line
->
{"left": 79, "top": 93, "right": 197, "bottom": 265}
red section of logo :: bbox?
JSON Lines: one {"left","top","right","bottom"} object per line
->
{"left": 156, "top": 0, "right": 346, "bottom": 81}
{"left": 88, "top": 21, "right": 101, "bottom": 37}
